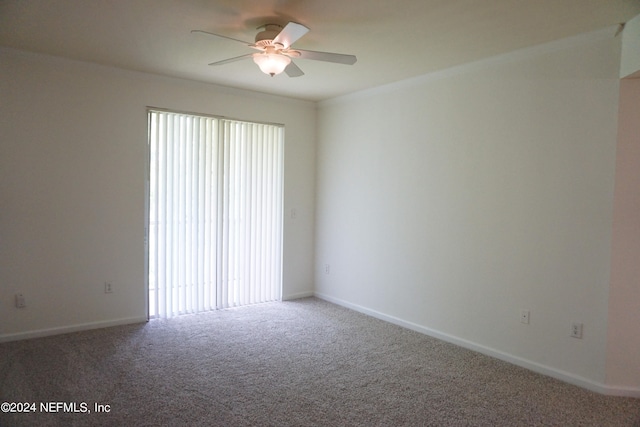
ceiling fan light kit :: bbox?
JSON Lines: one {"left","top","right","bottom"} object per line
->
{"left": 192, "top": 21, "right": 357, "bottom": 78}
{"left": 253, "top": 51, "right": 291, "bottom": 76}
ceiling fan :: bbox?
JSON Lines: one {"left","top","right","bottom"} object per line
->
{"left": 192, "top": 22, "right": 357, "bottom": 77}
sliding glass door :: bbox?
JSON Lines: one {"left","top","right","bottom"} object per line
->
{"left": 147, "top": 109, "right": 284, "bottom": 318}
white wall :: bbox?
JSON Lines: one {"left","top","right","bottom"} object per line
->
{"left": 0, "top": 48, "right": 316, "bottom": 340}
{"left": 315, "top": 29, "right": 626, "bottom": 392}
{"left": 620, "top": 14, "right": 640, "bottom": 78}
{"left": 606, "top": 78, "right": 640, "bottom": 390}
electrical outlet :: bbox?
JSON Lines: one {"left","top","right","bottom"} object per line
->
{"left": 104, "top": 282, "right": 113, "bottom": 293}
{"left": 520, "top": 309, "right": 530, "bottom": 324}
{"left": 324, "top": 264, "right": 330, "bottom": 275}
{"left": 15, "top": 293, "right": 26, "bottom": 308}
{"left": 571, "top": 322, "right": 583, "bottom": 339}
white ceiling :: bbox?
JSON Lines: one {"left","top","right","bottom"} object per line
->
{"left": 1, "top": 0, "right": 639, "bottom": 101}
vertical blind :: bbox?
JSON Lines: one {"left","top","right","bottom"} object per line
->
{"left": 148, "top": 109, "right": 284, "bottom": 318}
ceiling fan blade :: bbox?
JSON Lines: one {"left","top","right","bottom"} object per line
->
{"left": 284, "top": 61, "right": 304, "bottom": 78}
{"left": 208, "top": 54, "right": 254, "bottom": 66}
{"left": 273, "top": 22, "right": 309, "bottom": 49}
{"left": 295, "top": 49, "right": 357, "bottom": 65}
{"left": 192, "top": 30, "right": 259, "bottom": 49}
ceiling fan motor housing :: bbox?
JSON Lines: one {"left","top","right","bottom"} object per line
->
{"left": 255, "top": 24, "right": 283, "bottom": 46}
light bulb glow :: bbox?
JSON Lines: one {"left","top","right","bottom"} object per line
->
{"left": 253, "top": 53, "right": 291, "bottom": 76}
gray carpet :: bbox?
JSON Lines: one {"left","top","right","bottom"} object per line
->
{"left": 1, "top": 297, "right": 639, "bottom": 426}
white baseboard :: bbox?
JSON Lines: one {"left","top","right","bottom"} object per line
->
{"left": 314, "top": 292, "right": 640, "bottom": 398}
{"left": 282, "top": 291, "right": 314, "bottom": 301}
{"left": 0, "top": 316, "right": 148, "bottom": 343}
